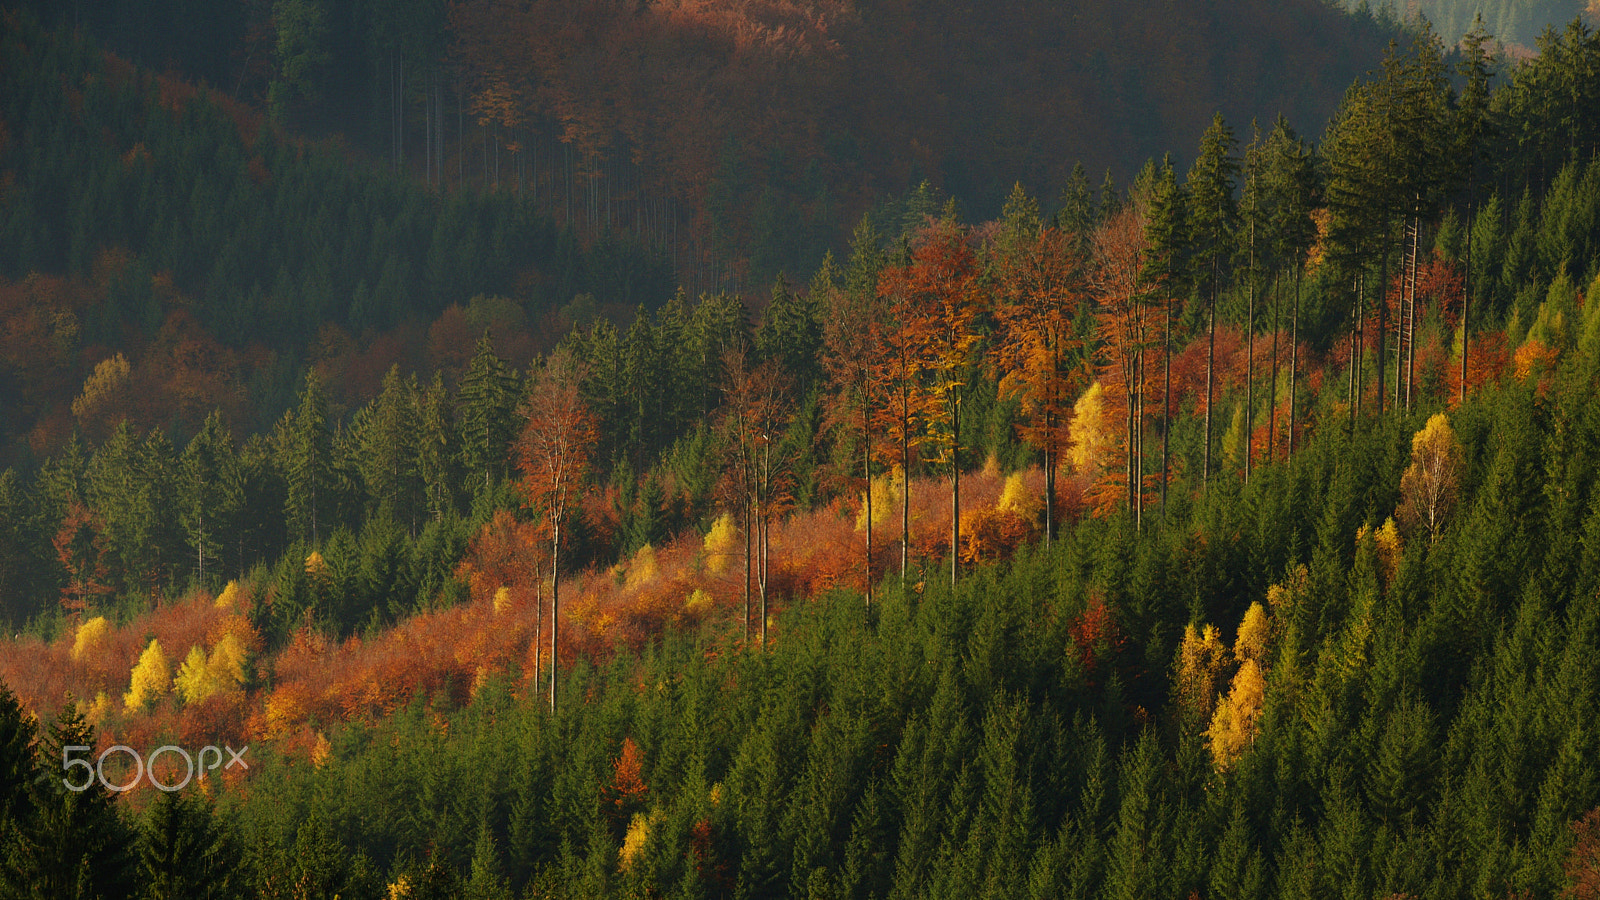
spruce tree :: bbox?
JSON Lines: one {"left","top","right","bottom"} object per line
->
{"left": 279, "top": 370, "right": 334, "bottom": 546}
{"left": 0, "top": 702, "right": 135, "bottom": 900}
{"left": 456, "top": 333, "right": 519, "bottom": 498}
{"left": 179, "top": 411, "right": 244, "bottom": 587}
{"left": 1187, "top": 114, "right": 1240, "bottom": 485}
{"left": 138, "top": 790, "right": 242, "bottom": 899}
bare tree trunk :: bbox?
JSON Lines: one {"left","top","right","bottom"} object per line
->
{"left": 549, "top": 523, "right": 560, "bottom": 716}
{"left": 1245, "top": 243, "right": 1255, "bottom": 484}
{"left": 1462, "top": 203, "right": 1471, "bottom": 405}
{"left": 1407, "top": 214, "right": 1420, "bottom": 411}
{"left": 1290, "top": 266, "right": 1300, "bottom": 455}
{"left": 864, "top": 426, "right": 874, "bottom": 607}
{"left": 1265, "top": 272, "right": 1278, "bottom": 462}
{"left": 1162, "top": 296, "right": 1171, "bottom": 509}
{"left": 743, "top": 501, "right": 751, "bottom": 645}
{"left": 1377, "top": 245, "right": 1387, "bottom": 416}
{"left": 1204, "top": 260, "right": 1217, "bottom": 486}
{"left": 950, "top": 394, "right": 960, "bottom": 588}
{"left": 901, "top": 404, "right": 910, "bottom": 584}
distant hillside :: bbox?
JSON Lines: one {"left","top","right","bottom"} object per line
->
{"left": 1333, "top": 0, "right": 1594, "bottom": 47}
{"left": 14, "top": 0, "right": 1402, "bottom": 288}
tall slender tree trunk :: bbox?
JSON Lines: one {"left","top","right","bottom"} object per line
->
{"left": 950, "top": 394, "right": 960, "bottom": 588}
{"left": 1268, "top": 272, "right": 1280, "bottom": 463}
{"left": 1406, "top": 213, "right": 1419, "bottom": 411}
{"left": 1289, "top": 266, "right": 1300, "bottom": 455}
{"left": 1462, "top": 198, "right": 1471, "bottom": 405}
{"left": 1245, "top": 229, "right": 1255, "bottom": 483}
{"left": 1162, "top": 297, "right": 1171, "bottom": 509}
{"left": 1204, "top": 260, "right": 1217, "bottom": 485}
{"left": 1134, "top": 347, "right": 1143, "bottom": 532}
{"left": 549, "top": 523, "right": 560, "bottom": 716}
{"left": 901, "top": 398, "right": 910, "bottom": 584}
{"left": 1377, "top": 246, "right": 1388, "bottom": 416}
{"left": 864, "top": 427, "right": 873, "bottom": 608}
{"left": 743, "top": 501, "right": 752, "bottom": 644}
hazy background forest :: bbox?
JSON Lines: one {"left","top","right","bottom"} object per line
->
{"left": 3, "top": 0, "right": 1600, "bottom": 898}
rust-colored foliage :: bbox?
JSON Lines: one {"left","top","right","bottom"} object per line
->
{"left": 877, "top": 215, "right": 985, "bottom": 580}
{"left": 716, "top": 344, "right": 796, "bottom": 642}
{"left": 1068, "top": 598, "right": 1122, "bottom": 678}
{"left": 1089, "top": 204, "right": 1153, "bottom": 516}
{"left": 54, "top": 501, "right": 112, "bottom": 613}
{"left": 1568, "top": 808, "right": 1600, "bottom": 899}
{"left": 517, "top": 349, "right": 599, "bottom": 710}
{"left": 608, "top": 736, "right": 649, "bottom": 813}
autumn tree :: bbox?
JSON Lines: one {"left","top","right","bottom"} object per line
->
{"left": 1090, "top": 203, "right": 1152, "bottom": 526}
{"left": 516, "top": 348, "right": 598, "bottom": 714}
{"left": 993, "top": 184, "right": 1084, "bottom": 544}
{"left": 819, "top": 246, "right": 885, "bottom": 605}
{"left": 880, "top": 210, "right": 984, "bottom": 586}
{"left": 871, "top": 254, "right": 928, "bottom": 585}
{"left": 1397, "top": 413, "right": 1464, "bottom": 543}
{"left": 718, "top": 345, "right": 794, "bottom": 645}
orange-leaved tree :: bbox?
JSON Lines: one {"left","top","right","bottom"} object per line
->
{"left": 515, "top": 348, "right": 598, "bottom": 714}
{"left": 994, "top": 202, "right": 1084, "bottom": 545}
{"left": 717, "top": 345, "right": 794, "bottom": 646}
{"left": 881, "top": 211, "right": 984, "bottom": 587}
{"left": 819, "top": 250, "right": 886, "bottom": 605}
{"left": 871, "top": 257, "right": 930, "bottom": 585}
{"left": 1090, "top": 203, "right": 1153, "bottom": 528}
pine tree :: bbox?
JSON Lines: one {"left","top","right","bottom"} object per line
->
{"left": 1258, "top": 116, "right": 1317, "bottom": 458}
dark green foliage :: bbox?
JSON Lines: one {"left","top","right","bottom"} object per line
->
{"left": 138, "top": 790, "right": 242, "bottom": 900}
{"left": 0, "top": 703, "right": 135, "bottom": 900}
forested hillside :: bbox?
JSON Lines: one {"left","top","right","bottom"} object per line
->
{"left": 3, "top": 5, "right": 1600, "bottom": 900}
{"left": 13, "top": 0, "right": 1401, "bottom": 292}
{"left": 1335, "top": 0, "right": 1594, "bottom": 47}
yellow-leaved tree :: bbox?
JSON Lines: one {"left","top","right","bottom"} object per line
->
{"left": 72, "top": 615, "right": 111, "bottom": 662}
{"left": 703, "top": 513, "right": 739, "bottom": 575}
{"left": 1208, "top": 658, "right": 1266, "bottom": 771}
{"left": 173, "top": 629, "right": 249, "bottom": 705}
{"left": 124, "top": 638, "right": 170, "bottom": 712}
{"left": 1207, "top": 601, "right": 1277, "bottom": 771}
{"left": 1397, "top": 413, "right": 1464, "bottom": 543}
{"left": 71, "top": 352, "right": 131, "bottom": 427}
{"left": 1175, "top": 623, "right": 1230, "bottom": 725}
{"left": 1068, "top": 382, "right": 1113, "bottom": 475}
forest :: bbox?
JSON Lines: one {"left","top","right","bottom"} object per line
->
{"left": 11, "top": 0, "right": 1409, "bottom": 297}
{"left": 3, "top": 1, "right": 1600, "bottom": 898}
